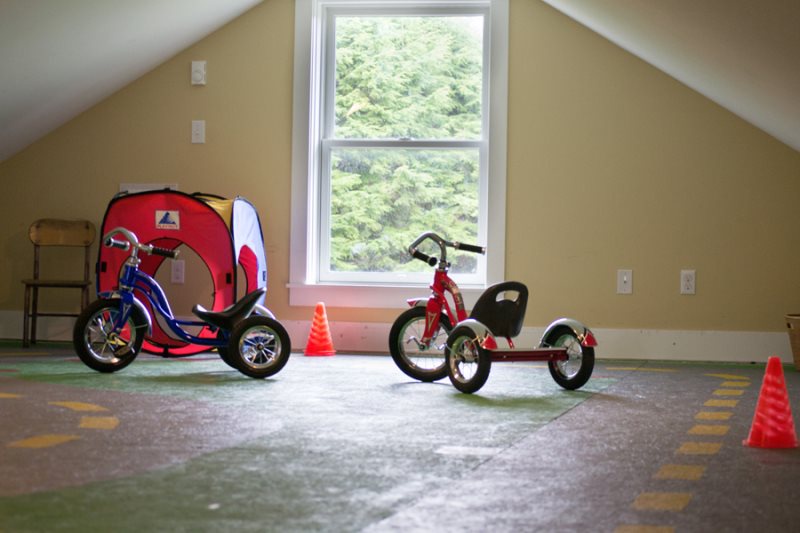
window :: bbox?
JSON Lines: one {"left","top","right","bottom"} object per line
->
{"left": 290, "top": 0, "right": 507, "bottom": 307}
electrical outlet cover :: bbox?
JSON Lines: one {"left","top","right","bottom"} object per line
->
{"left": 681, "top": 269, "right": 696, "bottom": 295}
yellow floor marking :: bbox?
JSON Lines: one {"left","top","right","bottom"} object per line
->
{"left": 695, "top": 411, "right": 732, "bottom": 421}
{"left": 654, "top": 464, "right": 706, "bottom": 481}
{"left": 713, "top": 389, "right": 744, "bottom": 396}
{"left": 605, "top": 367, "right": 676, "bottom": 373}
{"left": 688, "top": 424, "right": 730, "bottom": 436}
{"left": 0, "top": 392, "right": 22, "bottom": 399}
{"left": 8, "top": 434, "right": 80, "bottom": 449}
{"left": 705, "top": 373, "right": 749, "bottom": 380}
{"left": 615, "top": 526, "right": 675, "bottom": 533}
{"left": 677, "top": 442, "right": 722, "bottom": 455}
{"left": 79, "top": 416, "right": 119, "bottom": 430}
{"left": 720, "top": 381, "right": 749, "bottom": 388}
{"left": 705, "top": 399, "right": 738, "bottom": 408}
{"left": 48, "top": 401, "right": 109, "bottom": 412}
{"left": 633, "top": 492, "right": 692, "bottom": 511}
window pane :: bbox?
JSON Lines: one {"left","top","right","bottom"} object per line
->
{"left": 334, "top": 15, "right": 483, "bottom": 140}
{"left": 328, "top": 148, "right": 479, "bottom": 275}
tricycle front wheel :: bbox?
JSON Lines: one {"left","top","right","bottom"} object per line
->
{"left": 445, "top": 325, "right": 491, "bottom": 394}
{"left": 545, "top": 326, "right": 594, "bottom": 390}
{"left": 389, "top": 307, "right": 452, "bottom": 382}
{"left": 73, "top": 298, "right": 147, "bottom": 373}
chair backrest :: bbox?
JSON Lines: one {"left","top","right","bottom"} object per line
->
{"left": 28, "top": 219, "right": 96, "bottom": 281}
{"left": 469, "top": 281, "right": 528, "bottom": 339}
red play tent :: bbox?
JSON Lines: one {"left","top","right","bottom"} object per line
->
{"left": 97, "top": 190, "right": 267, "bottom": 355}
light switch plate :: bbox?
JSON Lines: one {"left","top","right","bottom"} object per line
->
{"left": 617, "top": 269, "right": 633, "bottom": 294}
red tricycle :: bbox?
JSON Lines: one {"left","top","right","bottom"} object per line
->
{"left": 388, "top": 232, "right": 597, "bottom": 394}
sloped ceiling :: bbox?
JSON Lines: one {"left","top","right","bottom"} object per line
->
{"left": 542, "top": 0, "right": 800, "bottom": 152}
{"left": 0, "top": 0, "right": 263, "bottom": 162}
{"left": 0, "top": 0, "right": 798, "bottom": 164}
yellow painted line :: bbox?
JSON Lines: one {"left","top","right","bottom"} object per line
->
{"left": 0, "top": 392, "right": 22, "bottom": 399}
{"left": 49, "top": 401, "right": 109, "bottom": 412}
{"left": 615, "top": 526, "right": 675, "bottom": 533}
{"left": 605, "top": 367, "right": 676, "bottom": 373}
{"left": 80, "top": 416, "right": 119, "bottom": 430}
{"left": 705, "top": 373, "right": 749, "bottom": 380}
{"left": 8, "top": 434, "right": 80, "bottom": 449}
{"left": 695, "top": 411, "right": 732, "bottom": 421}
{"left": 677, "top": 442, "right": 722, "bottom": 455}
{"left": 720, "top": 381, "right": 749, "bottom": 388}
{"left": 654, "top": 464, "right": 706, "bottom": 481}
{"left": 712, "top": 389, "right": 744, "bottom": 397}
{"left": 633, "top": 492, "right": 692, "bottom": 511}
{"left": 705, "top": 399, "right": 738, "bottom": 408}
{"left": 688, "top": 424, "right": 729, "bottom": 436}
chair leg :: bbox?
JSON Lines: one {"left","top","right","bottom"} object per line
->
{"left": 30, "top": 286, "right": 38, "bottom": 345}
{"left": 23, "top": 285, "right": 31, "bottom": 348}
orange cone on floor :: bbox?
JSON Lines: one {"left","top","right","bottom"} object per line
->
{"left": 743, "top": 356, "right": 798, "bottom": 448}
{"left": 304, "top": 302, "right": 336, "bottom": 356}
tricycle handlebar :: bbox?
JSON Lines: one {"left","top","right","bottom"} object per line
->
{"left": 453, "top": 242, "right": 485, "bottom": 254}
{"left": 103, "top": 227, "right": 180, "bottom": 259}
{"left": 104, "top": 236, "right": 130, "bottom": 251}
{"left": 407, "top": 232, "right": 485, "bottom": 267}
{"left": 410, "top": 249, "right": 438, "bottom": 267}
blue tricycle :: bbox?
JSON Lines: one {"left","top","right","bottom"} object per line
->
{"left": 72, "top": 227, "right": 291, "bottom": 378}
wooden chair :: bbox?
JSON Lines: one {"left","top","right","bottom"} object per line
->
{"left": 21, "top": 219, "right": 97, "bottom": 347}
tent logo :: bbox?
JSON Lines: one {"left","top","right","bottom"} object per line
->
{"left": 155, "top": 210, "right": 180, "bottom": 230}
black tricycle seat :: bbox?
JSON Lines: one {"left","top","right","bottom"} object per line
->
{"left": 469, "top": 281, "right": 528, "bottom": 339}
{"left": 192, "top": 287, "right": 266, "bottom": 331}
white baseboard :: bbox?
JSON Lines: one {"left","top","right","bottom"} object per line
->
{"left": 1, "top": 310, "right": 793, "bottom": 365}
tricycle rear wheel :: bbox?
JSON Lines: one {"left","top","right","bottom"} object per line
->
{"left": 228, "top": 316, "right": 291, "bottom": 379}
{"left": 545, "top": 326, "right": 594, "bottom": 390}
{"left": 445, "top": 325, "right": 491, "bottom": 394}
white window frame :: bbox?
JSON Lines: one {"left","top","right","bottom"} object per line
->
{"left": 289, "top": 0, "right": 507, "bottom": 308}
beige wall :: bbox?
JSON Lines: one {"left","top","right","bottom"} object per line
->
{"left": 2, "top": 0, "right": 799, "bottom": 338}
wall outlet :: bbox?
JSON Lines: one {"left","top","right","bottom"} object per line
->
{"left": 681, "top": 269, "right": 696, "bottom": 295}
{"left": 617, "top": 269, "right": 633, "bottom": 294}
{"left": 191, "top": 120, "right": 205, "bottom": 144}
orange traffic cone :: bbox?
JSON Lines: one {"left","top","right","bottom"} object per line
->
{"left": 743, "top": 356, "right": 798, "bottom": 448}
{"left": 304, "top": 302, "right": 336, "bottom": 356}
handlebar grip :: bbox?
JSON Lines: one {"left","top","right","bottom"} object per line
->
{"left": 411, "top": 249, "right": 437, "bottom": 267}
{"left": 150, "top": 246, "right": 179, "bottom": 259}
{"left": 454, "top": 242, "right": 486, "bottom": 254}
{"left": 104, "top": 237, "right": 130, "bottom": 251}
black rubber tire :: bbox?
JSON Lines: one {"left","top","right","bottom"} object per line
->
{"left": 445, "top": 325, "right": 492, "bottom": 394}
{"left": 73, "top": 298, "right": 147, "bottom": 373}
{"left": 228, "top": 316, "right": 291, "bottom": 379}
{"left": 389, "top": 306, "right": 452, "bottom": 382}
{"left": 546, "top": 326, "right": 595, "bottom": 390}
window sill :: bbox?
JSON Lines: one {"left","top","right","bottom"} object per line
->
{"left": 287, "top": 282, "right": 487, "bottom": 309}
